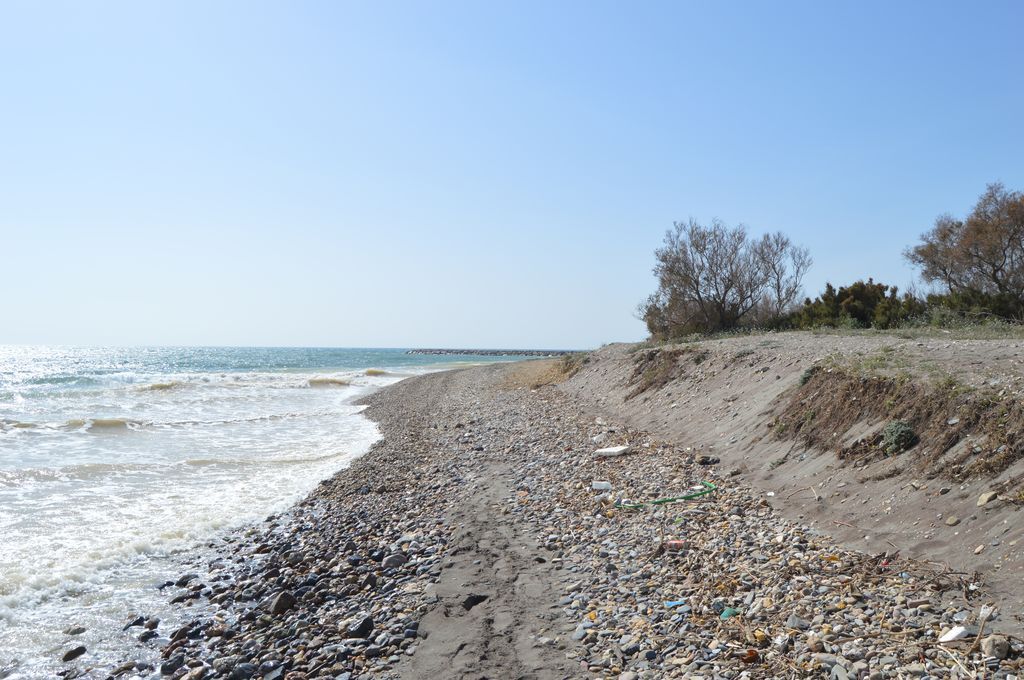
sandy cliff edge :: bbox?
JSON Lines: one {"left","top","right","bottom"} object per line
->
{"left": 560, "top": 332, "right": 1024, "bottom": 622}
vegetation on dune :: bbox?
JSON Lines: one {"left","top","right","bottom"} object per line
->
{"left": 500, "top": 356, "right": 586, "bottom": 390}
{"left": 626, "top": 345, "right": 709, "bottom": 400}
{"left": 559, "top": 352, "right": 590, "bottom": 378}
{"left": 881, "top": 420, "right": 918, "bottom": 455}
{"left": 640, "top": 183, "right": 1024, "bottom": 339}
{"left": 907, "top": 182, "right": 1024, "bottom": 314}
{"left": 772, "top": 367, "right": 1024, "bottom": 481}
{"left": 619, "top": 184, "right": 1024, "bottom": 488}
{"left": 638, "top": 219, "right": 811, "bottom": 338}
{"left": 785, "top": 279, "right": 927, "bottom": 330}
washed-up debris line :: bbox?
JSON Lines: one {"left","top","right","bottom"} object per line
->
{"left": 498, "top": 401, "right": 1023, "bottom": 678}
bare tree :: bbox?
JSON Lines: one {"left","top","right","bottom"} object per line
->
{"left": 906, "top": 183, "right": 1024, "bottom": 299}
{"left": 753, "top": 232, "right": 813, "bottom": 319}
{"left": 640, "top": 219, "right": 812, "bottom": 336}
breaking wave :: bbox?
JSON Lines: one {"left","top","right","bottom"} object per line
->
{"left": 308, "top": 377, "right": 352, "bottom": 387}
{"left": 138, "top": 381, "right": 185, "bottom": 391}
{"left": 89, "top": 418, "right": 139, "bottom": 430}
{"left": 58, "top": 418, "right": 144, "bottom": 432}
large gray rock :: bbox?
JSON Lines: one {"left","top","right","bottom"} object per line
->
{"left": 160, "top": 653, "right": 185, "bottom": 676}
{"left": 981, "top": 634, "right": 1010, "bottom": 659}
{"left": 228, "top": 663, "right": 259, "bottom": 679}
{"left": 268, "top": 591, "right": 296, "bottom": 616}
{"left": 786, "top": 613, "right": 811, "bottom": 630}
{"left": 381, "top": 553, "right": 407, "bottom": 569}
{"left": 347, "top": 613, "right": 374, "bottom": 638}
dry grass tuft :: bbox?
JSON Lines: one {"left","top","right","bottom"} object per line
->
{"left": 501, "top": 359, "right": 578, "bottom": 390}
{"left": 626, "top": 346, "right": 708, "bottom": 400}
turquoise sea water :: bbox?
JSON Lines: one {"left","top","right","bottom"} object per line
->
{"left": 0, "top": 346, "right": 516, "bottom": 678}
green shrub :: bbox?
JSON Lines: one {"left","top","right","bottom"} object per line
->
{"left": 881, "top": 420, "right": 917, "bottom": 454}
{"left": 787, "top": 279, "right": 926, "bottom": 330}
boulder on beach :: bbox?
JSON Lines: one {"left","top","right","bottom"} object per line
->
{"left": 381, "top": 553, "right": 407, "bottom": 569}
{"left": 268, "top": 591, "right": 297, "bottom": 616}
{"left": 346, "top": 613, "right": 374, "bottom": 638}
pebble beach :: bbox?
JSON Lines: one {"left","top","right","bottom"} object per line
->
{"left": 71, "top": 360, "right": 1022, "bottom": 680}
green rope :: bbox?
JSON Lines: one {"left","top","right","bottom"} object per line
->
{"left": 613, "top": 481, "right": 718, "bottom": 510}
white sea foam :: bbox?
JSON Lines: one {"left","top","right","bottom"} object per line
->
{"left": 0, "top": 370, "right": 385, "bottom": 676}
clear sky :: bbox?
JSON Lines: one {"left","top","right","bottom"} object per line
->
{"left": 2, "top": 1, "right": 1022, "bottom": 348}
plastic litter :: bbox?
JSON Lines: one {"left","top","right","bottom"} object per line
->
{"left": 615, "top": 481, "right": 718, "bottom": 509}
{"left": 593, "top": 445, "right": 632, "bottom": 458}
{"left": 664, "top": 600, "right": 686, "bottom": 608}
{"left": 720, "top": 607, "right": 741, "bottom": 620}
{"left": 591, "top": 480, "right": 612, "bottom": 491}
{"left": 662, "top": 540, "right": 688, "bottom": 552}
{"left": 939, "top": 626, "right": 969, "bottom": 642}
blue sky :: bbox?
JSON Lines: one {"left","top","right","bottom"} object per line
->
{"left": 2, "top": 1, "right": 1022, "bottom": 348}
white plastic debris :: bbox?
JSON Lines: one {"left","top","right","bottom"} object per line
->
{"left": 591, "top": 480, "right": 612, "bottom": 491}
{"left": 593, "top": 445, "right": 631, "bottom": 458}
{"left": 939, "top": 626, "right": 969, "bottom": 642}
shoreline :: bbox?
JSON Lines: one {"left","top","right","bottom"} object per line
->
{"left": 82, "top": 358, "right": 1019, "bottom": 679}
{"left": 0, "top": 356, "right": 401, "bottom": 680}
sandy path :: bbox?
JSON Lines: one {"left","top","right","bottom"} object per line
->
{"left": 400, "top": 460, "right": 579, "bottom": 680}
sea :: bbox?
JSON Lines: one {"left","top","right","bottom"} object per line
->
{"left": 0, "top": 346, "right": 516, "bottom": 678}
